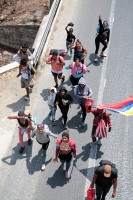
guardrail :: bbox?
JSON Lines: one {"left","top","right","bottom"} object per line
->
{"left": 33, "top": 0, "right": 61, "bottom": 66}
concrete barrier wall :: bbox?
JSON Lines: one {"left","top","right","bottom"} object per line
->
{"left": 0, "top": 25, "right": 40, "bottom": 49}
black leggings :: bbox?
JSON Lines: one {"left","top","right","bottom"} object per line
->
{"left": 58, "top": 105, "right": 69, "bottom": 124}
{"left": 95, "top": 35, "right": 107, "bottom": 54}
{"left": 96, "top": 183, "right": 111, "bottom": 200}
{"left": 80, "top": 103, "right": 86, "bottom": 122}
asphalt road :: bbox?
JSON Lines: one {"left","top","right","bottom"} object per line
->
{"left": 0, "top": 0, "right": 133, "bottom": 200}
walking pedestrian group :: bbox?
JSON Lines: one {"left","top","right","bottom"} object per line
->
{"left": 8, "top": 14, "right": 119, "bottom": 199}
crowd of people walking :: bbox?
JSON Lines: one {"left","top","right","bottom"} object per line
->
{"left": 7, "top": 14, "right": 118, "bottom": 200}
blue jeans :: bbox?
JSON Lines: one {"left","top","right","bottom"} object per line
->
{"left": 49, "top": 105, "right": 56, "bottom": 121}
{"left": 66, "top": 41, "right": 72, "bottom": 54}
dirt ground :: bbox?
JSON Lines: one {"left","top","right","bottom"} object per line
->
{"left": 0, "top": 0, "right": 50, "bottom": 25}
{"left": 0, "top": 0, "right": 50, "bottom": 66}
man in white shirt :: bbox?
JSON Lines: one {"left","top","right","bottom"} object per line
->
{"left": 19, "top": 58, "right": 32, "bottom": 100}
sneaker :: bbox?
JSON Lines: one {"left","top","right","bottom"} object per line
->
{"left": 61, "top": 75, "right": 65, "bottom": 83}
{"left": 81, "top": 122, "right": 85, "bottom": 127}
{"left": 94, "top": 58, "right": 98, "bottom": 62}
{"left": 19, "top": 147, "right": 25, "bottom": 154}
{"left": 65, "top": 170, "right": 70, "bottom": 178}
{"left": 28, "top": 139, "right": 32, "bottom": 145}
{"left": 97, "top": 138, "right": 101, "bottom": 145}
{"left": 64, "top": 124, "right": 68, "bottom": 129}
{"left": 52, "top": 120, "right": 56, "bottom": 126}
{"left": 100, "top": 53, "right": 107, "bottom": 57}
{"left": 54, "top": 84, "right": 58, "bottom": 88}
{"left": 25, "top": 96, "right": 30, "bottom": 101}
{"left": 41, "top": 164, "right": 45, "bottom": 171}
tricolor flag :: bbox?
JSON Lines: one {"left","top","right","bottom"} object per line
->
{"left": 97, "top": 96, "right": 133, "bottom": 116}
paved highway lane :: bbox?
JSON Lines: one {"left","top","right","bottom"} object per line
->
{"left": 0, "top": 0, "right": 133, "bottom": 200}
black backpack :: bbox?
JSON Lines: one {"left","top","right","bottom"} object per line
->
{"left": 49, "top": 49, "right": 66, "bottom": 58}
{"left": 99, "top": 160, "right": 118, "bottom": 173}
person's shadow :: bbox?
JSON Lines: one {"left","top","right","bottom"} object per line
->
{"left": 27, "top": 148, "right": 52, "bottom": 175}
{"left": 6, "top": 97, "right": 29, "bottom": 112}
{"left": 47, "top": 164, "right": 68, "bottom": 188}
{"left": 40, "top": 88, "right": 48, "bottom": 101}
{"left": 86, "top": 53, "right": 103, "bottom": 67}
{"left": 67, "top": 113, "right": 88, "bottom": 133}
{"left": 2, "top": 142, "right": 32, "bottom": 166}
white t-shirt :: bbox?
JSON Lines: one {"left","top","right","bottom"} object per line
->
{"left": 21, "top": 65, "right": 31, "bottom": 79}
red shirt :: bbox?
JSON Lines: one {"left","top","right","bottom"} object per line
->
{"left": 46, "top": 55, "right": 65, "bottom": 72}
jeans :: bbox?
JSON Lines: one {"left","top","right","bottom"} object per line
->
{"left": 49, "top": 105, "right": 56, "bottom": 121}
{"left": 66, "top": 41, "right": 72, "bottom": 54}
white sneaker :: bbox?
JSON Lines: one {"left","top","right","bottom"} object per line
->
{"left": 94, "top": 58, "right": 98, "bottom": 62}
{"left": 41, "top": 164, "right": 45, "bottom": 171}
{"left": 97, "top": 139, "right": 102, "bottom": 145}
{"left": 25, "top": 96, "right": 30, "bottom": 101}
{"left": 81, "top": 122, "right": 85, "bottom": 127}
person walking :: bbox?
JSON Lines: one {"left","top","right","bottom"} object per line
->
{"left": 18, "top": 58, "right": 33, "bottom": 100}
{"left": 65, "top": 23, "right": 76, "bottom": 56}
{"left": 65, "top": 58, "right": 90, "bottom": 86}
{"left": 7, "top": 111, "right": 34, "bottom": 154}
{"left": 74, "top": 77, "right": 92, "bottom": 126}
{"left": 94, "top": 14, "right": 110, "bottom": 62}
{"left": 87, "top": 104, "right": 112, "bottom": 145}
{"left": 13, "top": 43, "right": 33, "bottom": 68}
{"left": 47, "top": 87, "right": 57, "bottom": 125}
{"left": 90, "top": 160, "right": 118, "bottom": 200}
{"left": 46, "top": 50, "right": 65, "bottom": 88}
{"left": 31, "top": 123, "right": 57, "bottom": 171}
{"left": 70, "top": 39, "right": 87, "bottom": 64}
{"left": 53, "top": 131, "right": 76, "bottom": 178}
{"left": 54, "top": 86, "right": 73, "bottom": 129}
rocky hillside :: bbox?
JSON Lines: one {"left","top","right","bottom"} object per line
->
{"left": 0, "top": 0, "right": 50, "bottom": 66}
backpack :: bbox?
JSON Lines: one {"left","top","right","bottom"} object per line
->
{"left": 96, "top": 23, "right": 110, "bottom": 33}
{"left": 49, "top": 49, "right": 66, "bottom": 58}
{"left": 99, "top": 160, "right": 118, "bottom": 173}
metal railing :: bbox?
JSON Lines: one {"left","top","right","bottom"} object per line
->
{"left": 33, "top": 0, "right": 61, "bottom": 66}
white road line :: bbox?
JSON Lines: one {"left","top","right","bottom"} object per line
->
{"left": 104, "top": 79, "right": 106, "bottom": 88}
{"left": 83, "top": 0, "right": 116, "bottom": 198}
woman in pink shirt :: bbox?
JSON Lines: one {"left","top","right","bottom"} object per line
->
{"left": 46, "top": 50, "right": 65, "bottom": 88}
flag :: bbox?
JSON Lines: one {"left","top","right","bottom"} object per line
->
{"left": 96, "top": 96, "right": 133, "bottom": 116}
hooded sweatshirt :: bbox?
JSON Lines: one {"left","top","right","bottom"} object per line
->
{"left": 47, "top": 87, "right": 57, "bottom": 107}
{"left": 54, "top": 86, "right": 73, "bottom": 107}
{"left": 74, "top": 77, "right": 92, "bottom": 105}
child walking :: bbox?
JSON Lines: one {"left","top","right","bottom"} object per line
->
{"left": 47, "top": 87, "right": 57, "bottom": 125}
{"left": 31, "top": 123, "right": 57, "bottom": 171}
